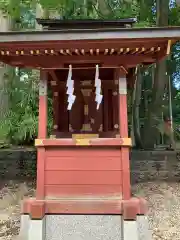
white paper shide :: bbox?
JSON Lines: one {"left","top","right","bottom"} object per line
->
{"left": 66, "top": 65, "right": 76, "bottom": 110}
{"left": 95, "top": 65, "right": 103, "bottom": 110}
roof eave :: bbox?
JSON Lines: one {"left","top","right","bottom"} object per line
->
{"left": 0, "top": 27, "right": 179, "bottom": 43}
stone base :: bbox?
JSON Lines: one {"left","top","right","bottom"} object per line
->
{"left": 18, "top": 214, "right": 152, "bottom": 240}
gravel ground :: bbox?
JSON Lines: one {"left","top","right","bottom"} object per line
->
{"left": 0, "top": 180, "right": 180, "bottom": 240}
{"left": 132, "top": 182, "right": 180, "bottom": 240}
{"left": 0, "top": 180, "right": 35, "bottom": 240}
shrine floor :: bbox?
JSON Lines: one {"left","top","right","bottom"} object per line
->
{"left": 0, "top": 180, "right": 180, "bottom": 240}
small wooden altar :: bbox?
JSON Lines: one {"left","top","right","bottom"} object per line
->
{"left": 0, "top": 19, "right": 179, "bottom": 239}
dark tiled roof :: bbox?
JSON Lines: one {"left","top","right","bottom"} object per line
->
{"left": 36, "top": 18, "right": 136, "bottom": 30}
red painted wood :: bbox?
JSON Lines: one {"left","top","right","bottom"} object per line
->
{"left": 1, "top": 38, "right": 166, "bottom": 51}
{"left": 45, "top": 170, "right": 122, "bottom": 185}
{"left": 36, "top": 71, "right": 48, "bottom": 200}
{"left": 119, "top": 92, "right": 130, "bottom": 199}
{"left": 6, "top": 57, "right": 155, "bottom": 70}
{"left": 116, "top": 70, "right": 131, "bottom": 200}
{"left": 36, "top": 147, "right": 46, "bottom": 199}
{"left": 44, "top": 148, "right": 122, "bottom": 197}
{"left": 45, "top": 156, "right": 122, "bottom": 171}
{"left": 45, "top": 185, "right": 122, "bottom": 197}
{"left": 119, "top": 95, "right": 128, "bottom": 137}
{"left": 38, "top": 95, "right": 47, "bottom": 138}
{"left": 38, "top": 71, "right": 47, "bottom": 139}
{"left": 121, "top": 147, "right": 130, "bottom": 199}
{"left": 46, "top": 148, "right": 121, "bottom": 157}
{"left": 22, "top": 198, "right": 124, "bottom": 215}
{"left": 22, "top": 197, "right": 148, "bottom": 216}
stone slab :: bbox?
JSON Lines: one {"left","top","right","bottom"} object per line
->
{"left": 18, "top": 214, "right": 152, "bottom": 240}
{"left": 45, "top": 215, "right": 122, "bottom": 240}
{"left": 137, "top": 215, "right": 152, "bottom": 240}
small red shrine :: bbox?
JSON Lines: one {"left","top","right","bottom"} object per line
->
{"left": 0, "top": 18, "right": 179, "bottom": 239}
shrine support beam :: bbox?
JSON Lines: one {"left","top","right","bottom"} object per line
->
{"left": 117, "top": 68, "right": 131, "bottom": 200}
{"left": 36, "top": 70, "right": 48, "bottom": 199}
{"left": 38, "top": 71, "right": 47, "bottom": 138}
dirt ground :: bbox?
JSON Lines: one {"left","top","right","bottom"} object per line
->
{"left": 0, "top": 180, "right": 35, "bottom": 240}
{"left": 0, "top": 180, "right": 180, "bottom": 240}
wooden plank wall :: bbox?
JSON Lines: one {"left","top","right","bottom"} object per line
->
{"left": 44, "top": 148, "right": 123, "bottom": 198}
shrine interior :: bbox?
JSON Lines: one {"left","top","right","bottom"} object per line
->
{"left": 48, "top": 67, "right": 131, "bottom": 138}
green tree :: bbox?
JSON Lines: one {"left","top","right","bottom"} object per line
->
{"left": 0, "top": 0, "right": 179, "bottom": 148}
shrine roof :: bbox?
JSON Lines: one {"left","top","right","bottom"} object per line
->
{"left": 0, "top": 26, "right": 179, "bottom": 42}
{"left": 0, "top": 26, "right": 179, "bottom": 69}
{"left": 36, "top": 18, "right": 136, "bottom": 30}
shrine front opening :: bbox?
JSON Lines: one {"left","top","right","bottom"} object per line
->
{"left": 50, "top": 67, "right": 121, "bottom": 137}
{"left": 0, "top": 18, "right": 179, "bottom": 240}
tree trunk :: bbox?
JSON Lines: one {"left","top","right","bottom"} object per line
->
{"left": 176, "top": 0, "right": 180, "bottom": 6}
{"left": 133, "top": 66, "right": 143, "bottom": 149}
{"left": 131, "top": 88, "right": 136, "bottom": 147}
{"left": 35, "top": 4, "right": 44, "bottom": 30}
{"left": 130, "top": 113, "right": 135, "bottom": 147}
{"left": 130, "top": 70, "right": 136, "bottom": 147}
{"left": 142, "top": 0, "right": 169, "bottom": 149}
{"left": 0, "top": 12, "right": 11, "bottom": 119}
{"left": 157, "top": 0, "right": 169, "bottom": 26}
{"left": 97, "top": 0, "right": 111, "bottom": 17}
{"left": 83, "top": 0, "right": 88, "bottom": 17}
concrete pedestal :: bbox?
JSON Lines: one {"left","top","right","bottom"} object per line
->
{"left": 18, "top": 214, "right": 152, "bottom": 240}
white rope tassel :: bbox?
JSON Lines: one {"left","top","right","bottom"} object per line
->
{"left": 95, "top": 65, "right": 103, "bottom": 110}
{"left": 66, "top": 65, "right": 76, "bottom": 110}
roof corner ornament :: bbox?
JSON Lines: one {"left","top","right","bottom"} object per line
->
{"left": 95, "top": 65, "right": 103, "bottom": 110}
{"left": 66, "top": 65, "right": 76, "bottom": 110}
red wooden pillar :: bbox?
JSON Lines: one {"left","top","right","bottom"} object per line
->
{"left": 117, "top": 69, "right": 131, "bottom": 200}
{"left": 36, "top": 70, "right": 48, "bottom": 200}
{"left": 38, "top": 71, "right": 47, "bottom": 139}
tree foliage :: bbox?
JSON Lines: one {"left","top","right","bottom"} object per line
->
{"left": 0, "top": 0, "right": 179, "bottom": 147}
{"left": 0, "top": 69, "right": 53, "bottom": 145}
